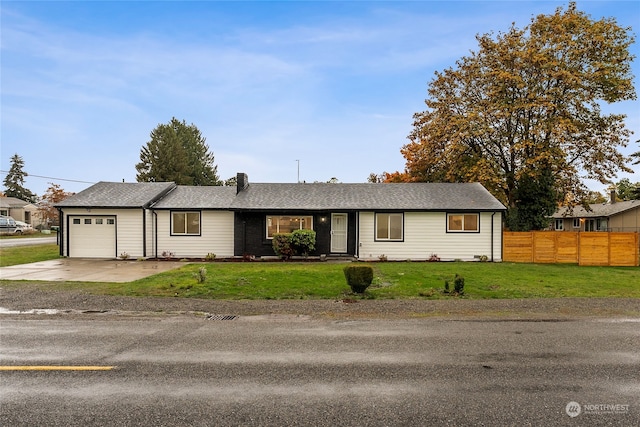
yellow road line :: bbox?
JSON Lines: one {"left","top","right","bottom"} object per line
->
{"left": 0, "top": 366, "right": 115, "bottom": 371}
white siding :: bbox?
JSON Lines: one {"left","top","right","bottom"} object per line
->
{"left": 62, "top": 208, "right": 147, "bottom": 258}
{"left": 155, "top": 210, "right": 234, "bottom": 258}
{"left": 358, "top": 211, "right": 502, "bottom": 261}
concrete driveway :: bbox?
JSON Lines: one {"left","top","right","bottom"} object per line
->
{"left": 0, "top": 259, "right": 187, "bottom": 283}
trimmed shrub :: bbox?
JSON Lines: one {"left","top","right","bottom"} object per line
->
{"left": 272, "top": 234, "right": 294, "bottom": 260}
{"left": 343, "top": 264, "right": 374, "bottom": 293}
{"left": 290, "top": 229, "right": 316, "bottom": 256}
{"left": 272, "top": 230, "right": 317, "bottom": 259}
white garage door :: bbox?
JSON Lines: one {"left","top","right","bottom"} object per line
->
{"left": 69, "top": 216, "right": 116, "bottom": 258}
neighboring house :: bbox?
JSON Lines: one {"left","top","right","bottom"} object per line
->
{"left": 551, "top": 196, "right": 640, "bottom": 232}
{"left": 0, "top": 196, "right": 40, "bottom": 226}
{"left": 56, "top": 173, "right": 506, "bottom": 261}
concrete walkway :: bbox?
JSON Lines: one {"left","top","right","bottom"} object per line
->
{"left": 0, "top": 259, "right": 186, "bottom": 283}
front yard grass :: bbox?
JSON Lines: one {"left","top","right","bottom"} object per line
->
{"left": 1, "top": 244, "right": 638, "bottom": 300}
{"left": 94, "top": 261, "right": 640, "bottom": 300}
{"left": 0, "top": 244, "right": 60, "bottom": 267}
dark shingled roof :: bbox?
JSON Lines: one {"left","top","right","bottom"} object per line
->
{"left": 152, "top": 186, "right": 237, "bottom": 209}
{"left": 231, "top": 182, "right": 505, "bottom": 211}
{"left": 55, "top": 180, "right": 506, "bottom": 211}
{"left": 55, "top": 182, "right": 176, "bottom": 208}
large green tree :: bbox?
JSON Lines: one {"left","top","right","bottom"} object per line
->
{"left": 136, "top": 118, "right": 221, "bottom": 185}
{"left": 613, "top": 178, "right": 640, "bottom": 201}
{"left": 393, "top": 3, "right": 636, "bottom": 230}
{"left": 2, "top": 154, "right": 36, "bottom": 202}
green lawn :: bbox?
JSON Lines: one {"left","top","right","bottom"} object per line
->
{"left": 0, "top": 244, "right": 60, "bottom": 267}
{"left": 1, "top": 244, "right": 638, "bottom": 299}
{"left": 84, "top": 261, "right": 640, "bottom": 300}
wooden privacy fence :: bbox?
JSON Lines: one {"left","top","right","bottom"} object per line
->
{"left": 503, "top": 231, "right": 639, "bottom": 266}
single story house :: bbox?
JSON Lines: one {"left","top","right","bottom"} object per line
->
{"left": 56, "top": 173, "right": 506, "bottom": 261}
{"left": 551, "top": 196, "right": 640, "bottom": 232}
{"left": 0, "top": 196, "right": 40, "bottom": 226}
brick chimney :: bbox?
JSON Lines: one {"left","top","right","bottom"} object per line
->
{"left": 610, "top": 189, "right": 617, "bottom": 204}
{"left": 237, "top": 173, "right": 249, "bottom": 194}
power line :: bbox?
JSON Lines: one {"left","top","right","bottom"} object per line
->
{"left": 0, "top": 170, "right": 95, "bottom": 184}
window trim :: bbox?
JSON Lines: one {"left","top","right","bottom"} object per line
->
{"left": 446, "top": 212, "right": 480, "bottom": 233}
{"left": 170, "top": 210, "right": 201, "bottom": 236}
{"left": 374, "top": 212, "right": 404, "bottom": 242}
{"left": 573, "top": 218, "right": 581, "bottom": 229}
{"left": 265, "top": 215, "right": 314, "bottom": 239}
{"left": 554, "top": 219, "right": 564, "bottom": 231}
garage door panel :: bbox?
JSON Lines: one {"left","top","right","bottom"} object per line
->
{"left": 69, "top": 216, "right": 116, "bottom": 258}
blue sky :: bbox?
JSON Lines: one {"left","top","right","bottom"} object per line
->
{"left": 1, "top": 1, "right": 639, "bottom": 197}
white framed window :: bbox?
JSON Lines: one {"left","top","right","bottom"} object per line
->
{"left": 84, "top": 219, "right": 92, "bottom": 225}
{"left": 171, "top": 211, "right": 201, "bottom": 235}
{"left": 375, "top": 213, "right": 403, "bottom": 241}
{"left": 73, "top": 218, "right": 81, "bottom": 225}
{"left": 96, "top": 218, "right": 103, "bottom": 225}
{"left": 554, "top": 219, "right": 564, "bottom": 231}
{"left": 107, "top": 218, "right": 115, "bottom": 225}
{"left": 447, "top": 213, "right": 479, "bottom": 232}
{"left": 266, "top": 215, "right": 313, "bottom": 238}
{"left": 573, "top": 218, "right": 581, "bottom": 228}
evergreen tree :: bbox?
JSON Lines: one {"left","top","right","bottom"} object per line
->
{"left": 135, "top": 118, "right": 221, "bottom": 185}
{"left": 506, "top": 163, "right": 557, "bottom": 231}
{"left": 2, "top": 154, "right": 36, "bottom": 202}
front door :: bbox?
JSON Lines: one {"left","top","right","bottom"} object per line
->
{"left": 331, "top": 213, "right": 348, "bottom": 253}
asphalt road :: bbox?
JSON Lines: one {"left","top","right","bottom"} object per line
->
{"left": 0, "top": 236, "right": 58, "bottom": 247}
{"left": 1, "top": 315, "right": 638, "bottom": 426}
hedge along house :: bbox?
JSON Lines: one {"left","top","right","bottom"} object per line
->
{"left": 56, "top": 173, "right": 506, "bottom": 261}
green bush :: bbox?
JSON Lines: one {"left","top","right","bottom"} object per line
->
{"left": 272, "top": 234, "right": 295, "bottom": 259}
{"left": 343, "top": 264, "right": 374, "bottom": 293}
{"left": 290, "top": 229, "right": 316, "bottom": 256}
{"left": 444, "top": 273, "right": 465, "bottom": 295}
{"left": 454, "top": 274, "right": 465, "bottom": 294}
{"left": 272, "top": 230, "right": 317, "bottom": 259}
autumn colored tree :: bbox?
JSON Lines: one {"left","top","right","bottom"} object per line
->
{"left": 136, "top": 118, "right": 221, "bottom": 185}
{"left": 2, "top": 154, "right": 36, "bottom": 202}
{"left": 395, "top": 3, "right": 636, "bottom": 230}
{"left": 39, "top": 183, "right": 74, "bottom": 227}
